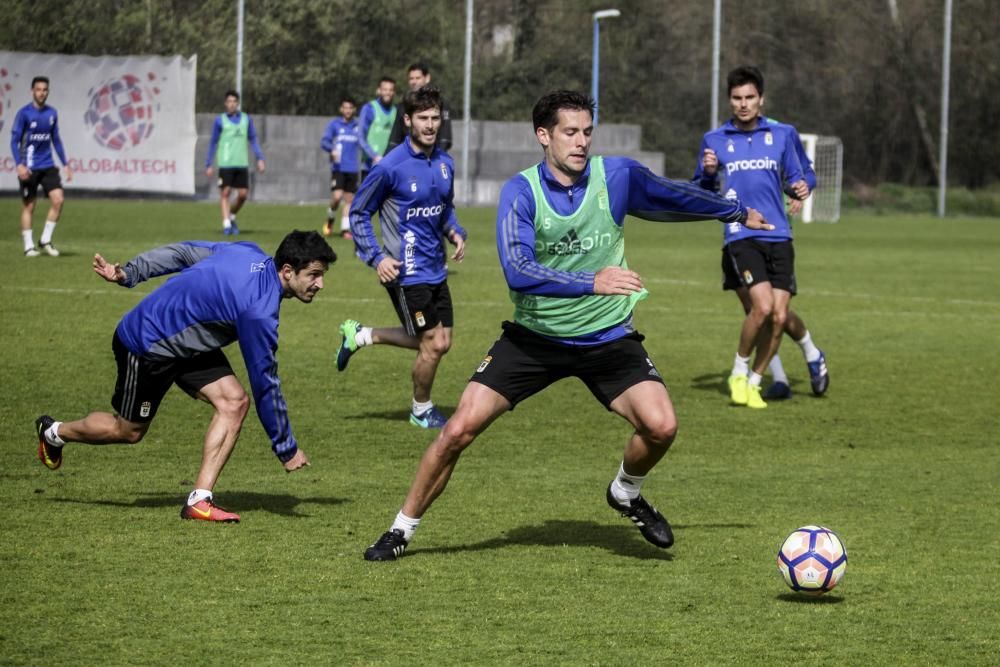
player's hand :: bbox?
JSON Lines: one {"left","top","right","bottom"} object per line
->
{"left": 449, "top": 232, "right": 466, "bottom": 262}
{"left": 284, "top": 448, "right": 310, "bottom": 472}
{"left": 373, "top": 155, "right": 382, "bottom": 165}
{"left": 789, "top": 179, "right": 809, "bottom": 201}
{"left": 205, "top": 167, "right": 214, "bottom": 179}
{"left": 376, "top": 257, "right": 401, "bottom": 283}
{"left": 16, "top": 165, "right": 30, "bottom": 180}
{"left": 63, "top": 166, "right": 74, "bottom": 182}
{"left": 257, "top": 159, "right": 266, "bottom": 174}
{"left": 743, "top": 208, "right": 774, "bottom": 231}
{"left": 702, "top": 148, "right": 719, "bottom": 176}
{"left": 93, "top": 253, "right": 126, "bottom": 284}
{"left": 593, "top": 266, "right": 644, "bottom": 296}
{"left": 787, "top": 198, "right": 804, "bottom": 216}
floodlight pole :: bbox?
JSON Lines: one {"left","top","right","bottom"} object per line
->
{"left": 235, "top": 0, "right": 244, "bottom": 97}
{"left": 461, "top": 0, "right": 474, "bottom": 206}
{"left": 937, "top": 0, "right": 952, "bottom": 218}
{"left": 591, "top": 9, "right": 621, "bottom": 126}
{"left": 710, "top": 0, "right": 722, "bottom": 128}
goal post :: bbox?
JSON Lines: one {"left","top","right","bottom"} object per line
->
{"left": 800, "top": 134, "right": 843, "bottom": 223}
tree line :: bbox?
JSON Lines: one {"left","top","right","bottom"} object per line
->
{"left": 3, "top": 0, "right": 997, "bottom": 188}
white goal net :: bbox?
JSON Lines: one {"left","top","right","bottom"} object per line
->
{"left": 800, "top": 134, "right": 843, "bottom": 223}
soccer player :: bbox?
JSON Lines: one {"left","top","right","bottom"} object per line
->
{"left": 35, "top": 231, "right": 336, "bottom": 523}
{"left": 386, "top": 63, "right": 452, "bottom": 153}
{"left": 10, "top": 76, "right": 72, "bottom": 257}
{"left": 204, "top": 90, "right": 266, "bottom": 236}
{"left": 721, "top": 131, "right": 829, "bottom": 400}
{"left": 362, "top": 89, "right": 772, "bottom": 561}
{"left": 321, "top": 97, "right": 377, "bottom": 239}
{"left": 693, "top": 65, "right": 829, "bottom": 409}
{"left": 336, "top": 86, "right": 467, "bottom": 430}
{"left": 358, "top": 77, "right": 397, "bottom": 178}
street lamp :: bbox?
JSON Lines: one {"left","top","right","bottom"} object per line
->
{"left": 591, "top": 8, "right": 621, "bottom": 125}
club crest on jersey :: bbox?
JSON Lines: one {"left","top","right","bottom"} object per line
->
{"left": 440, "top": 163, "right": 449, "bottom": 179}
{"left": 250, "top": 262, "right": 267, "bottom": 272}
{"left": 726, "top": 139, "right": 735, "bottom": 153}
{"left": 476, "top": 355, "right": 492, "bottom": 373}
{"left": 140, "top": 401, "right": 152, "bottom": 418}
{"left": 743, "top": 270, "right": 754, "bottom": 285}
{"left": 415, "top": 311, "right": 426, "bottom": 327}
{"left": 765, "top": 132, "right": 773, "bottom": 145}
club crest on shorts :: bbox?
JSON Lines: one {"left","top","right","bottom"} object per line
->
{"left": 476, "top": 355, "right": 492, "bottom": 373}
{"left": 743, "top": 269, "right": 754, "bottom": 285}
{"left": 415, "top": 311, "right": 426, "bottom": 327}
{"left": 140, "top": 401, "right": 152, "bottom": 418}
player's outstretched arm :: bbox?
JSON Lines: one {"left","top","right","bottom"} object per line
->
{"left": 93, "top": 253, "right": 126, "bottom": 284}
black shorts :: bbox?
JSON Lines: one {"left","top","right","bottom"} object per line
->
{"left": 19, "top": 167, "right": 63, "bottom": 203}
{"left": 111, "top": 332, "right": 235, "bottom": 423}
{"left": 385, "top": 280, "right": 454, "bottom": 336}
{"left": 331, "top": 171, "right": 360, "bottom": 193}
{"left": 470, "top": 321, "right": 665, "bottom": 410}
{"left": 722, "top": 239, "right": 797, "bottom": 295}
{"left": 217, "top": 167, "right": 249, "bottom": 189}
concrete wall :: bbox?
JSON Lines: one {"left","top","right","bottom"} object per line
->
{"left": 195, "top": 113, "right": 664, "bottom": 206}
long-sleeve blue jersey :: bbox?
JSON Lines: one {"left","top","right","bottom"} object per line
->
{"left": 10, "top": 103, "right": 68, "bottom": 170}
{"left": 496, "top": 156, "right": 749, "bottom": 345}
{"left": 204, "top": 112, "right": 264, "bottom": 168}
{"left": 320, "top": 117, "right": 375, "bottom": 175}
{"left": 115, "top": 241, "right": 297, "bottom": 462}
{"left": 349, "top": 140, "right": 467, "bottom": 285}
{"left": 693, "top": 116, "right": 811, "bottom": 245}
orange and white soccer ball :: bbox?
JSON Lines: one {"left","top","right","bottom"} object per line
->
{"left": 777, "top": 525, "right": 847, "bottom": 595}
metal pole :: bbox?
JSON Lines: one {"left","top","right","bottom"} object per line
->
{"left": 462, "top": 0, "right": 473, "bottom": 206}
{"left": 235, "top": 0, "right": 244, "bottom": 96}
{"left": 591, "top": 18, "right": 600, "bottom": 125}
{"left": 710, "top": 0, "right": 721, "bottom": 129}
{"left": 937, "top": 0, "right": 952, "bottom": 218}
{"left": 591, "top": 9, "right": 620, "bottom": 126}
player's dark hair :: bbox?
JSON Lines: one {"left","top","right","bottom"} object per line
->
{"left": 224, "top": 89, "right": 240, "bottom": 101}
{"left": 532, "top": 90, "right": 595, "bottom": 132}
{"left": 274, "top": 230, "right": 337, "bottom": 271}
{"left": 727, "top": 66, "right": 764, "bottom": 95}
{"left": 379, "top": 76, "right": 396, "bottom": 86}
{"left": 31, "top": 76, "right": 49, "bottom": 88}
{"left": 340, "top": 96, "right": 357, "bottom": 107}
{"left": 403, "top": 86, "right": 442, "bottom": 117}
{"left": 407, "top": 62, "right": 430, "bottom": 76}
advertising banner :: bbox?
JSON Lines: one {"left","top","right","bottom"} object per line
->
{"left": 1, "top": 51, "right": 197, "bottom": 194}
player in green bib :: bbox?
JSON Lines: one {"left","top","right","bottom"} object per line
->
{"left": 359, "top": 77, "right": 397, "bottom": 177}
{"left": 204, "top": 90, "right": 266, "bottom": 235}
{"left": 363, "top": 90, "right": 773, "bottom": 561}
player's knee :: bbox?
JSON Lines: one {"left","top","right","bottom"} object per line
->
{"left": 644, "top": 416, "right": 678, "bottom": 449}
{"left": 439, "top": 416, "right": 477, "bottom": 452}
{"left": 217, "top": 393, "right": 250, "bottom": 421}
{"left": 119, "top": 422, "right": 147, "bottom": 444}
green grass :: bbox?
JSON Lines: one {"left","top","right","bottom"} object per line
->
{"left": 1, "top": 199, "right": 998, "bottom": 665}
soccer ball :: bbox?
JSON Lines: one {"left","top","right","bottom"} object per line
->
{"left": 777, "top": 525, "right": 847, "bottom": 595}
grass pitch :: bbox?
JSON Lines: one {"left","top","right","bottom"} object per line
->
{"left": 1, "top": 198, "right": 998, "bottom": 664}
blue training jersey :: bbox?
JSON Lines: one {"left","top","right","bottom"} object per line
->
{"left": 349, "top": 140, "right": 467, "bottom": 286}
{"left": 496, "top": 156, "right": 749, "bottom": 346}
{"left": 320, "top": 117, "right": 375, "bottom": 174}
{"left": 693, "top": 116, "right": 810, "bottom": 245}
{"left": 115, "top": 241, "right": 297, "bottom": 462}
{"left": 10, "top": 103, "right": 68, "bottom": 170}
